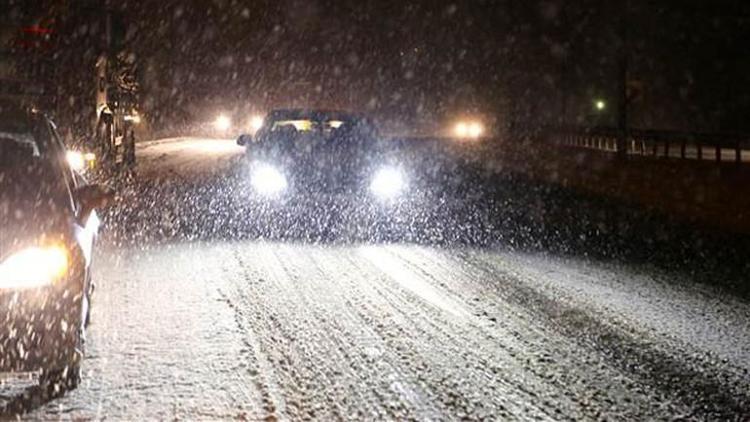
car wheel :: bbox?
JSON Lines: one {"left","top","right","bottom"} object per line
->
{"left": 41, "top": 307, "right": 86, "bottom": 397}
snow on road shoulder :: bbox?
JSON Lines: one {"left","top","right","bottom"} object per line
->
{"left": 357, "top": 244, "right": 749, "bottom": 418}
{"left": 471, "top": 249, "right": 750, "bottom": 372}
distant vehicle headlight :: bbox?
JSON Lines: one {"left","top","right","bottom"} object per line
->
{"left": 66, "top": 150, "right": 85, "bottom": 171}
{"left": 453, "top": 120, "right": 484, "bottom": 139}
{"left": 250, "top": 163, "right": 287, "bottom": 195}
{"left": 66, "top": 150, "right": 96, "bottom": 171}
{"left": 370, "top": 167, "right": 407, "bottom": 199}
{"left": 0, "top": 245, "right": 69, "bottom": 290}
{"left": 215, "top": 114, "right": 231, "bottom": 131}
{"left": 250, "top": 115, "right": 264, "bottom": 132}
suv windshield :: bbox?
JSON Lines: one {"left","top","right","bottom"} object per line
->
{"left": 270, "top": 119, "right": 344, "bottom": 133}
{"left": 260, "top": 111, "right": 378, "bottom": 142}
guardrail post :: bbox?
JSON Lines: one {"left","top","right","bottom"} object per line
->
{"left": 715, "top": 145, "right": 721, "bottom": 163}
{"left": 697, "top": 145, "right": 702, "bottom": 160}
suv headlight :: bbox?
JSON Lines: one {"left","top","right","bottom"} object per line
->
{"left": 370, "top": 167, "right": 407, "bottom": 199}
{"left": 0, "top": 245, "right": 69, "bottom": 290}
{"left": 250, "top": 162, "right": 287, "bottom": 195}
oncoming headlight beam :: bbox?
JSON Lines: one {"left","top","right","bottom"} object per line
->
{"left": 67, "top": 150, "right": 96, "bottom": 171}
{"left": 370, "top": 167, "right": 407, "bottom": 199}
{"left": 215, "top": 114, "right": 231, "bottom": 131}
{"left": 250, "top": 162, "right": 288, "bottom": 195}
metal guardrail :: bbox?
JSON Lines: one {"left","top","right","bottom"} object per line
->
{"left": 554, "top": 127, "right": 750, "bottom": 163}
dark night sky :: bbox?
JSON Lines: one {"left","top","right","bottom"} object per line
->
{"left": 4, "top": 0, "right": 750, "bottom": 134}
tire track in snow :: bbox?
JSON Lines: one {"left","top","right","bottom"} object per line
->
{"left": 227, "top": 243, "right": 396, "bottom": 420}
{"left": 351, "top": 246, "right": 575, "bottom": 420}
{"left": 356, "top": 245, "right": 692, "bottom": 420}
{"left": 275, "top": 244, "right": 444, "bottom": 420}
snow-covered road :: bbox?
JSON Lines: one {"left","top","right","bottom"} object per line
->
{"left": 4, "top": 138, "right": 749, "bottom": 420}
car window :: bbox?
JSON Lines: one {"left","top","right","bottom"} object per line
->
{"left": 0, "top": 112, "right": 50, "bottom": 162}
{"left": 271, "top": 119, "right": 315, "bottom": 132}
{"left": 0, "top": 132, "right": 40, "bottom": 158}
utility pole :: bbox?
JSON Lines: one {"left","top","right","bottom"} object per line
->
{"left": 616, "top": 0, "right": 630, "bottom": 159}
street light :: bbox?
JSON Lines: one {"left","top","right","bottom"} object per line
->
{"left": 595, "top": 100, "right": 606, "bottom": 111}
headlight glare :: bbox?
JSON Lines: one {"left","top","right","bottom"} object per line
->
{"left": 66, "top": 151, "right": 85, "bottom": 171}
{"left": 370, "top": 167, "right": 407, "bottom": 199}
{"left": 0, "top": 246, "right": 69, "bottom": 290}
{"left": 250, "top": 163, "right": 287, "bottom": 195}
{"left": 67, "top": 150, "right": 96, "bottom": 171}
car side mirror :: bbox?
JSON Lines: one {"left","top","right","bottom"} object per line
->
{"left": 74, "top": 184, "right": 115, "bottom": 221}
{"left": 237, "top": 134, "right": 253, "bottom": 146}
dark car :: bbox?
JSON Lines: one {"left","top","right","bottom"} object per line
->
{"left": 236, "top": 109, "right": 393, "bottom": 197}
{"left": 234, "top": 109, "right": 496, "bottom": 240}
{"left": 0, "top": 101, "right": 111, "bottom": 394}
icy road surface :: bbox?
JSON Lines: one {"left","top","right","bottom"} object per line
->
{"left": 3, "top": 137, "right": 749, "bottom": 420}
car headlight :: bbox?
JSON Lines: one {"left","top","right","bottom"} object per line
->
{"left": 0, "top": 245, "right": 69, "bottom": 290}
{"left": 250, "top": 163, "right": 287, "bottom": 195}
{"left": 67, "top": 151, "right": 85, "bottom": 171}
{"left": 370, "top": 167, "right": 407, "bottom": 199}
{"left": 67, "top": 150, "right": 96, "bottom": 171}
